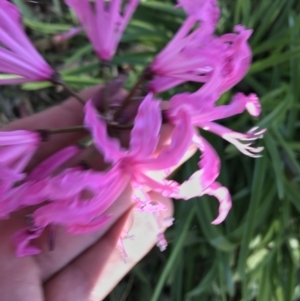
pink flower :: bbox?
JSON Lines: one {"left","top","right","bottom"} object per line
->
{"left": 66, "top": 0, "right": 140, "bottom": 61}
{"left": 0, "top": 0, "right": 54, "bottom": 84}
{"left": 84, "top": 94, "right": 193, "bottom": 194}
{"left": 170, "top": 92, "right": 261, "bottom": 123}
{"left": 84, "top": 94, "right": 193, "bottom": 249}
{"left": 149, "top": 17, "right": 252, "bottom": 94}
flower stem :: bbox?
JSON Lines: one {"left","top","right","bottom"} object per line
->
{"left": 101, "top": 61, "right": 111, "bottom": 113}
{"left": 39, "top": 122, "right": 133, "bottom": 140}
{"left": 114, "top": 67, "right": 152, "bottom": 120}
{"left": 51, "top": 73, "right": 86, "bottom": 105}
{"left": 59, "top": 81, "right": 86, "bottom": 105}
{"left": 48, "top": 125, "right": 87, "bottom": 134}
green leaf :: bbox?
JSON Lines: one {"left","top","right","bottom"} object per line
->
{"left": 150, "top": 209, "right": 195, "bottom": 301}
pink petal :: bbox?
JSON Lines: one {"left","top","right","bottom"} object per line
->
{"left": 84, "top": 100, "right": 125, "bottom": 163}
{"left": 33, "top": 167, "right": 129, "bottom": 229}
{"left": 67, "top": 0, "right": 140, "bottom": 61}
{"left": 44, "top": 167, "right": 118, "bottom": 200}
{"left": 0, "top": 179, "right": 48, "bottom": 218}
{"left": 27, "top": 145, "right": 81, "bottom": 181}
{"left": 0, "top": 130, "right": 40, "bottom": 173}
{"left": 148, "top": 76, "right": 186, "bottom": 93}
{"left": 197, "top": 122, "right": 265, "bottom": 157}
{"left": 130, "top": 94, "right": 161, "bottom": 160}
{"left": 204, "top": 182, "right": 232, "bottom": 224}
{"left": 0, "top": 1, "right": 54, "bottom": 82}
{"left": 217, "top": 26, "right": 253, "bottom": 94}
{"left": 143, "top": 107, "right": 193, "bottom": 170}
{"left": 194, "top": 134, "right": 220, "bottom": 187}
{"left": 191, "top": 93, "right": 261, "bottom": 124}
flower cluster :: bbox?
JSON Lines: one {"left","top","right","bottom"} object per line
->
{"left": 0, "top": 0, "right": 264, "bottom": 256}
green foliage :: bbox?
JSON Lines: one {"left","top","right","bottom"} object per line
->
{"left": 6, "top": 0, "right": 300, "bottom": 300}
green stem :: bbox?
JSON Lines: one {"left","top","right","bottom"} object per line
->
{"left": 60, "top": 81, "right": 85, "bottom": 105}
{"left": 101, "top": 60, "right": 111, "bottom": 113}
{"left": 114, "top": 67, "right": 151, "bottom": 120}
{"left": 51, "top": 74, "right": 85, "bottom": 105}
{"left": 48, "top": 125, "right": 87, "bottom": 134}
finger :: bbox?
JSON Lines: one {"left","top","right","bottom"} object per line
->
{"left": 0, "top": 208, "right": 44, "bottom": 301}
{"left": 34, "top": 184, "right": 133, "bottom": 282}
{"left": 43, "top": 193, "right": 173, "bottom": 301}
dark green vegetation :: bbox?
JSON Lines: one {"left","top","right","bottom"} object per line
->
{"left": 2, "top": 0, "right": 300, "bottom": 300}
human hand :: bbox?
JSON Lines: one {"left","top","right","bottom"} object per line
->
{"left": 0, "top": 85, "right": 197, "bottom": 301}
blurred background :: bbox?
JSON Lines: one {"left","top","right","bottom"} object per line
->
{"left": 1, "top": 0, "right": 300, "bottom": 300}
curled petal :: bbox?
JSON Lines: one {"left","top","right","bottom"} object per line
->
{"left": 143, "top": 107, "right": 193, "bottom": 170}
{"left": 244, "top": 94, "right": 261, "bottom": 117}
{"left": 84, "top": 100, "right": 125, "bottom": 163}
{"left": 204, "top": 182, "right": 232, "bottom": 224}
{"left": 198, "top": 122, "right": 265, "bottom": 157}
{"left": 191, "top": 93, "right": 262, "bottom": 123}
{"left": 218, "top": 26, "right": 253, "bottom": 94}
{"left": 130, "top": 94, "right": 161, "bottom": 160}
{"left": 194, "top": 134, "right": 220, "bottom": 188}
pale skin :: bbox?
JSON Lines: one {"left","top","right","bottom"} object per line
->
{"left": 0, "top": 86, "right": 195, "bottom": 301}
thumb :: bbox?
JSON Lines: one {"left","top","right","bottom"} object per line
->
{"left": 44, "top": 192, "right": 173, "bottom": 301}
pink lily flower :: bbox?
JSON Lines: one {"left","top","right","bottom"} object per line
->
{"left": 66, "top": 0, "right": 140, "bottom": 61}
{"left": 84, "top": 94, "right": 193, "bottom": 194}
{"left": 0, "top": 0, "right": 54, "bottom": 84}
{"left": 84, "top": 94, "right": 194, "bottom": 249}
{"left": 149, "top": 13, "right": 252, "bottom": 94}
